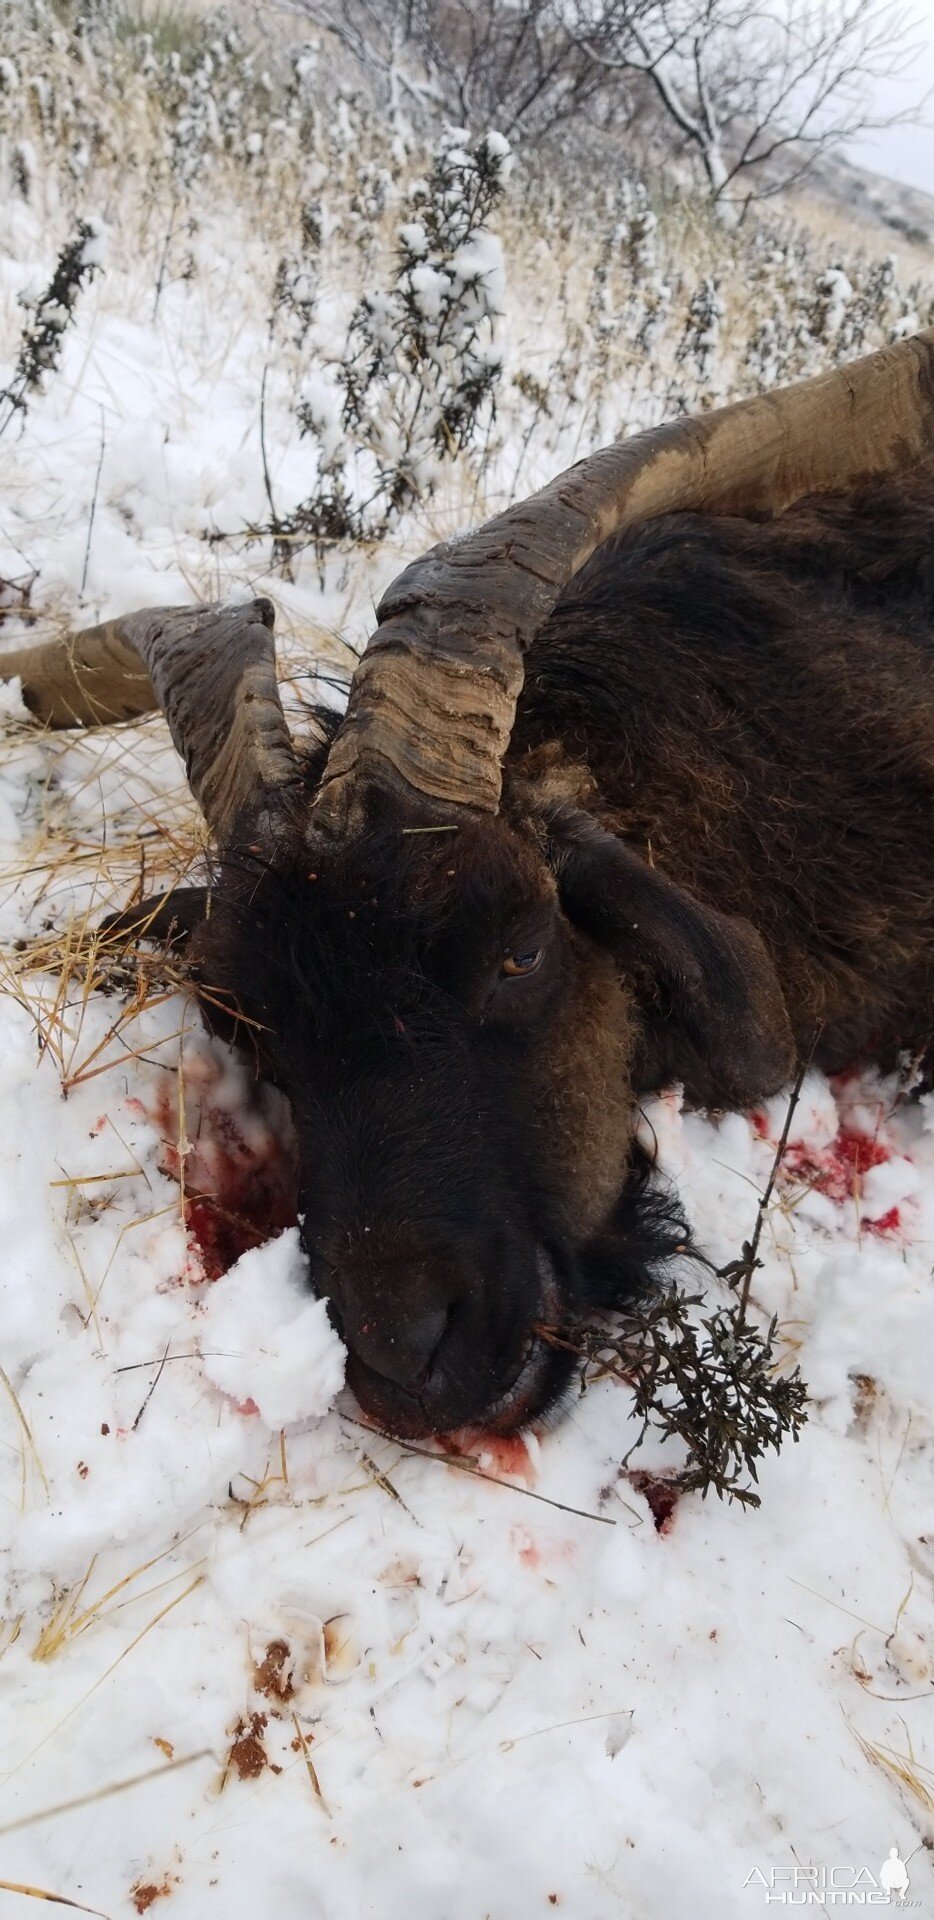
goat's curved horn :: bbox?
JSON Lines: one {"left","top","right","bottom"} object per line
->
{"left": 3, "top": 597, "right": 308, "bottom": 844}
{"left": 314, "top": 327, "right": 934, "bottom": 830}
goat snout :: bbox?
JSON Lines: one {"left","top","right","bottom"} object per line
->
{"left": 316, "top": 1227, "right": 565, "bottom": 1435}
{"left": 346, "top": 1299, "right": 452, "bottom": 1391}
{"left": 321, "top": 1239, "right": 474, "bottom": 1404}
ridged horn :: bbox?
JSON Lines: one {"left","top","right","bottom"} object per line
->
{"left": 2, "top": 597, "right": 309, "bottom": 845}
{"left": 313, "top": 327, "right": 934, "bottom": 831}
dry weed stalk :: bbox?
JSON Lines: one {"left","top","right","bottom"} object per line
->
{"left": 33, "top": 1538, "right": 205, "bottom": 1662}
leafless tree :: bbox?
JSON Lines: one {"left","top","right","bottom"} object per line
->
{"left": 576, "top": 0, "right": 924, "bottom": 216}
{"left": 425, "top": 0, "right": 616, "bottom": 141}
{"left": 285, "top": 0, "right": 627, "bottom": 144}
{"left": 282, "top": 0, "right": 923, "bottom": 212}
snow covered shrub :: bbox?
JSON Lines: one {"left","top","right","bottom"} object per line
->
{"left": 271, "top": 127, "right": 514, "bottom": 559}
{"left": 808, "top": 264, "right": 855, "bottom": 351}
{"left": 619, "top": 177, "right": 659, "bottom": 283}
{"left": 0, "top": 219, "right": 103, "bottom": 440}
{"left": 674, "top": 276, "right": 725, "bottom": 403}
{"left": 270, "top": 253, "right": 318, "bottom": 353}
{"left": 0, "top": 0, "right": 314, "bottom": 210}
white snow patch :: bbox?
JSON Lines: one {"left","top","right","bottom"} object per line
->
{"left": 199, "top": 1229, "right": 345, "bottom": 1427}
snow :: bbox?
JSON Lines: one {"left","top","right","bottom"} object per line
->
{"left": 1, "top": 66, "right": 934, "bottom": 1920}
{"left": 450, "top": 232, "right": 507, "bottom": 318}
{"left": 199, "top": 1230, "right": 345, "bottom": 1426}
{"left": 398, "top": 221, "right": 428, "bottom": 257}
{"left": 407, "top": 260, "right": 452, "bottom": 320}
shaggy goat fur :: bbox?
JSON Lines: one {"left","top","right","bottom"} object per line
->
{"left": 513, "top": 466, "right": 934, "bottom": 1079}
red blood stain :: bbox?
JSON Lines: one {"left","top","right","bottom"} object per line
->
{"left": 833, "top": 1127, "right": 890, "bottom": 1177}
{"left": 441, "top": 1429, "right": 538, "bottom": 1481}
{"left": 147, "top": 1067, "right": 298, "bottom": 1281}
{"left": 182, "top": 1187, "right": 295, "bottom": 1283}
{"left": 511, "top": 1526, "right": 576, "bottom": 1569}
{"left": 628, "top": 1470, "right": 681, "bottom": 1534}
{"left": 782, "top": 1126, "right": 892, "bottom": 1208}
{"left": 479, "top": 1433, "right": 537, "bottom": 1479}
{"left": 866, "top": 1205, "right": 901, "bottom": 1236}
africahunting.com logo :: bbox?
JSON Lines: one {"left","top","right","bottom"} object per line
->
{"left": 744, "top": 1848, "right": 921, "bottom": 1905}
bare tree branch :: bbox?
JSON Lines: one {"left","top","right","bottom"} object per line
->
{"left": 281, "top": 0, "right": 622, "bottom": 144}
{"left": 576, "top": 0, "right": 925, "bottom": 214}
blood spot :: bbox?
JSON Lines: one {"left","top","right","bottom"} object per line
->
{"left": 511, "top": 1526, "right": 576, "bottom": 1570}
{"left": 131, "top": 1882, "right": 174, "bottom": 1914}
{"left": 628, "top": 1470, "right": 681, "bottom": 1534}
{"left": 441, "top": 1429, "right": 538, "bottom": 1481}
{"left": 226, "top": 1711, "right": 278, "bottom": 1781}
{"left": 866, "top": 1205, "right": 901, "bottom": 1236}
{"left": 148, "top": 1054, "right": 299, "bottom": 1280}
{"left": 254, "top": 1638, "right": 295, "bottom": 1703}
{"left": 783, "top": 1125, "right": 892, "bottom": 1207}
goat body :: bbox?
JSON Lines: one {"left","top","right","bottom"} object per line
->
{"left": 147, "top": 470, "right": 934, "bottom": 1438}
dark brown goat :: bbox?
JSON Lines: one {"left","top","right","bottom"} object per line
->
{"left": 5, "top": 336, "right": 934, "bottom": 1439}
{"left": 516, "top": 468, "right": 934, "bottom": 1086}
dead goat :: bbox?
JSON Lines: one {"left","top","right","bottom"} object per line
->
{"left": 6, "top": 330, "right": 934, "bottom": 1437}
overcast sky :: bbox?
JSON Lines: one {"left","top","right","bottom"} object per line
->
{"left": 844, "top": 7, "right": 934, "bottom": 193}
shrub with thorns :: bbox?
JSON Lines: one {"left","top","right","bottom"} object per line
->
{"left": 0, "top": 219, "right": 103, "bottom": 440}
{"left": 547, "top": 1291, "right": 808, "bottom": 1509}
{"left": 279, "top": 125, "right": 513, "bottom": 557}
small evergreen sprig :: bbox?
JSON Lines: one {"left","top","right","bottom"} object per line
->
{"left": 0, "top": 220, "right": 103, "bottom": 440}
{"left": 548, "top": 1292, "right": 807, "bottom": 1509}
{"left": 622, "top": 1291, "right": 807, "bottom": 1507}
{"left": 543, "top": 1068, "right": 811, "bottom": 1509}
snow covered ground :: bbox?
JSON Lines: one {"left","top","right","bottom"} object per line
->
{"left": 2, "top": 54, "right": 934, "bottom": 1920}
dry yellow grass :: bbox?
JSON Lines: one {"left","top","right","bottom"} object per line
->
{"left": 33, "top": 1535, "right": 206, "bottom": 1664}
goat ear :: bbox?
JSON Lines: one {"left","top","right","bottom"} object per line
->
{"left": 547, "top": 808, "right": 794, "bottom": 1106}
{"left": 101, "top": 887, "right": 209, "bottom": 949}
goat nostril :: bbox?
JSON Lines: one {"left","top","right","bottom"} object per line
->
{"left": 417, "top": 1303, "right": 456, "bottom": 1390}
{"left": 417, "top": 1304, "right": 452, "bottom": 1382}
{"left": 350, "top": 1300, "right": 453, "bottom": 1394}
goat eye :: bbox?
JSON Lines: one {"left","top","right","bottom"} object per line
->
{"left": 500, "top": 948, "right": 543, "bottom": 978}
